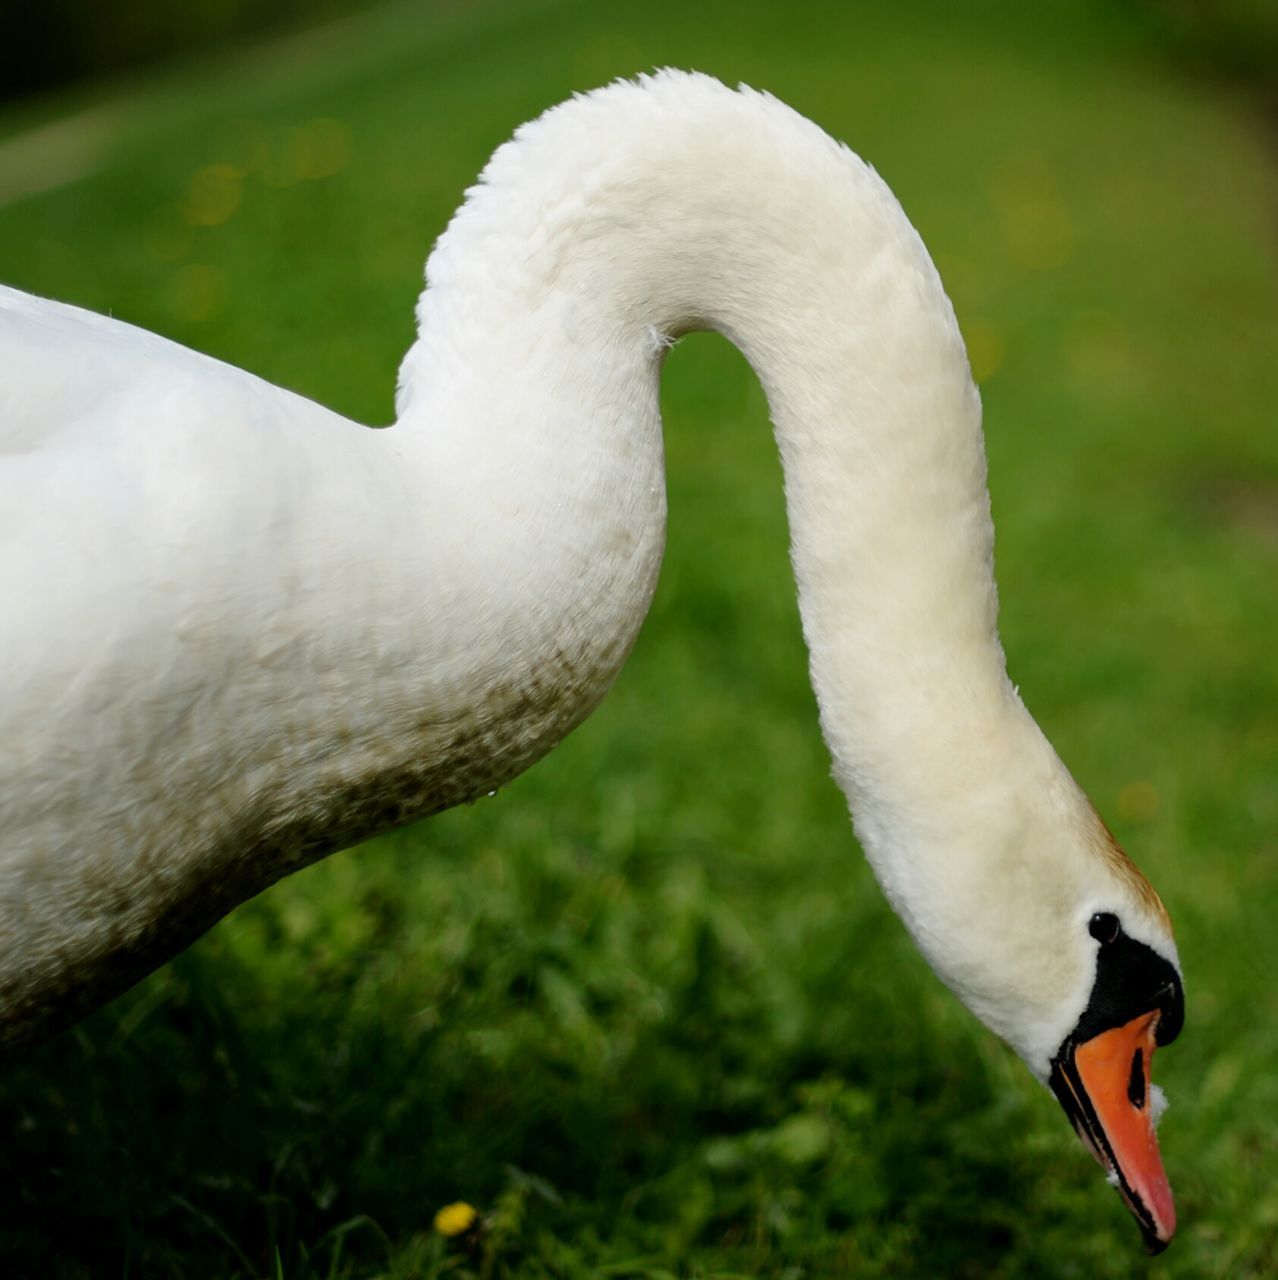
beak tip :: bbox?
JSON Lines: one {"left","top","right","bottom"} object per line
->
{"left": 1138, "top": 1195, "right": 1175, "bottom": 1256}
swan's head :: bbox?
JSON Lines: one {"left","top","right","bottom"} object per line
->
{"left": 1044, "top": 902, "right": 1183, "bottom": 1255}
{"left": 864, "top": 747, "right": 1184, "bottom": 1252}
{"left": 959, "top": 805, "right": 1182, "bottom": 1251}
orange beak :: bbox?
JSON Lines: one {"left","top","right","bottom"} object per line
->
{"left": 1050, "top": 1011, "right": 1175, "bottom": 1253}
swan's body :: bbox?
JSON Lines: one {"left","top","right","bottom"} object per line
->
{"left": 0, "top": 73, "right": 1182, "bottom": 1246}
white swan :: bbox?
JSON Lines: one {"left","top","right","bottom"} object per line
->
{"left": 0, "top": 72, "right": 1182, "bottom": 1248}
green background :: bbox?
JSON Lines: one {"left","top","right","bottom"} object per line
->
{"left": 1, "top": 1, "right": 1275, "bottom": 1275}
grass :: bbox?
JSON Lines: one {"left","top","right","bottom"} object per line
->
{"left": 2, "top": 0, "right": 1277, "bottom": 1275}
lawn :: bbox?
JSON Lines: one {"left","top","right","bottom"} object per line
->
{"left": 1, "top": 1, "right": 1276, "bottom": 1276}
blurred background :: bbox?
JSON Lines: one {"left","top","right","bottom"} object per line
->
{"left": 1, "top": 1, "right": 1276, "bottom": 1277}
{"left": 2, "top": 0, "right": 1277, "bottom": 103}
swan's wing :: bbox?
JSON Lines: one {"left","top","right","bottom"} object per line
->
{"left": 0, "top": 282, "right": 345, "bottom": 666}
{"left": 0, "top": 283, "right": 250, "bottom": 454}
{"left": 0, "top": 283, "right": 345, "bottom": 752}
{"left": 0, "top": 282, "right": 344, "bottom": 879}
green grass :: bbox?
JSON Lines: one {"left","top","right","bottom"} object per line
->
{"left": 2, "top": 1, "right": 1277, "bottom": 1275}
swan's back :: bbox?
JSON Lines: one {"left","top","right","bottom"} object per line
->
{"left": 0, "top": 285, "right": 285, "bottom": 455}
{"left": 4, "top": 286, "right": 184, "bottom": 453}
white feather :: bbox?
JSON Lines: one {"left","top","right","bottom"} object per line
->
{"left": 0, "top": 72, "right": 1176, "bottom": 1073}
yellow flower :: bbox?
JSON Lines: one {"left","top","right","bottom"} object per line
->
{"left": 433, "top": 1201, "right": 478, "bottom": 1238}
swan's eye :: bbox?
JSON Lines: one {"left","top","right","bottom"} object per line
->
{"left": 1088, "top": 912, "right": 1120, "bottom": 944}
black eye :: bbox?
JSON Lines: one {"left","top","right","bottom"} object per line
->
{"left": 1088, "top": 912, "right": 1121, "bottom": 944}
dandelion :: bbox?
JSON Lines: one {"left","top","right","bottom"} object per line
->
{"left": 433, "top": 1201, "right": 479, "bottom": 1238}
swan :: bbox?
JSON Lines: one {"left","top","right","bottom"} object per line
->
{"left": 0, "top": 71, "right": 1183, "bottom": 1249}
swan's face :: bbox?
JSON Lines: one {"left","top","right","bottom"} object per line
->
{"left": 1044, "top": 907, "right": 1183, "bottom": 1254}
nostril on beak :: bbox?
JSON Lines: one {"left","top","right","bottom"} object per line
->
{"left": 1127, "top": 1048, "right": 1146, "bottom": 1110}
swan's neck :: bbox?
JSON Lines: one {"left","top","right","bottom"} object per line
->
{"left": 396, "top": 76, "right": 1075, "bottom": 964}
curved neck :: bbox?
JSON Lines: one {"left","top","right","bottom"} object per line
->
{"left": 394, "top": 75, "right": 1039, "bottom": 883}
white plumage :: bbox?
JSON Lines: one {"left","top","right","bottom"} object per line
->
{"left": 0, "top": 77, "right": 1179, "bottom": 1240}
